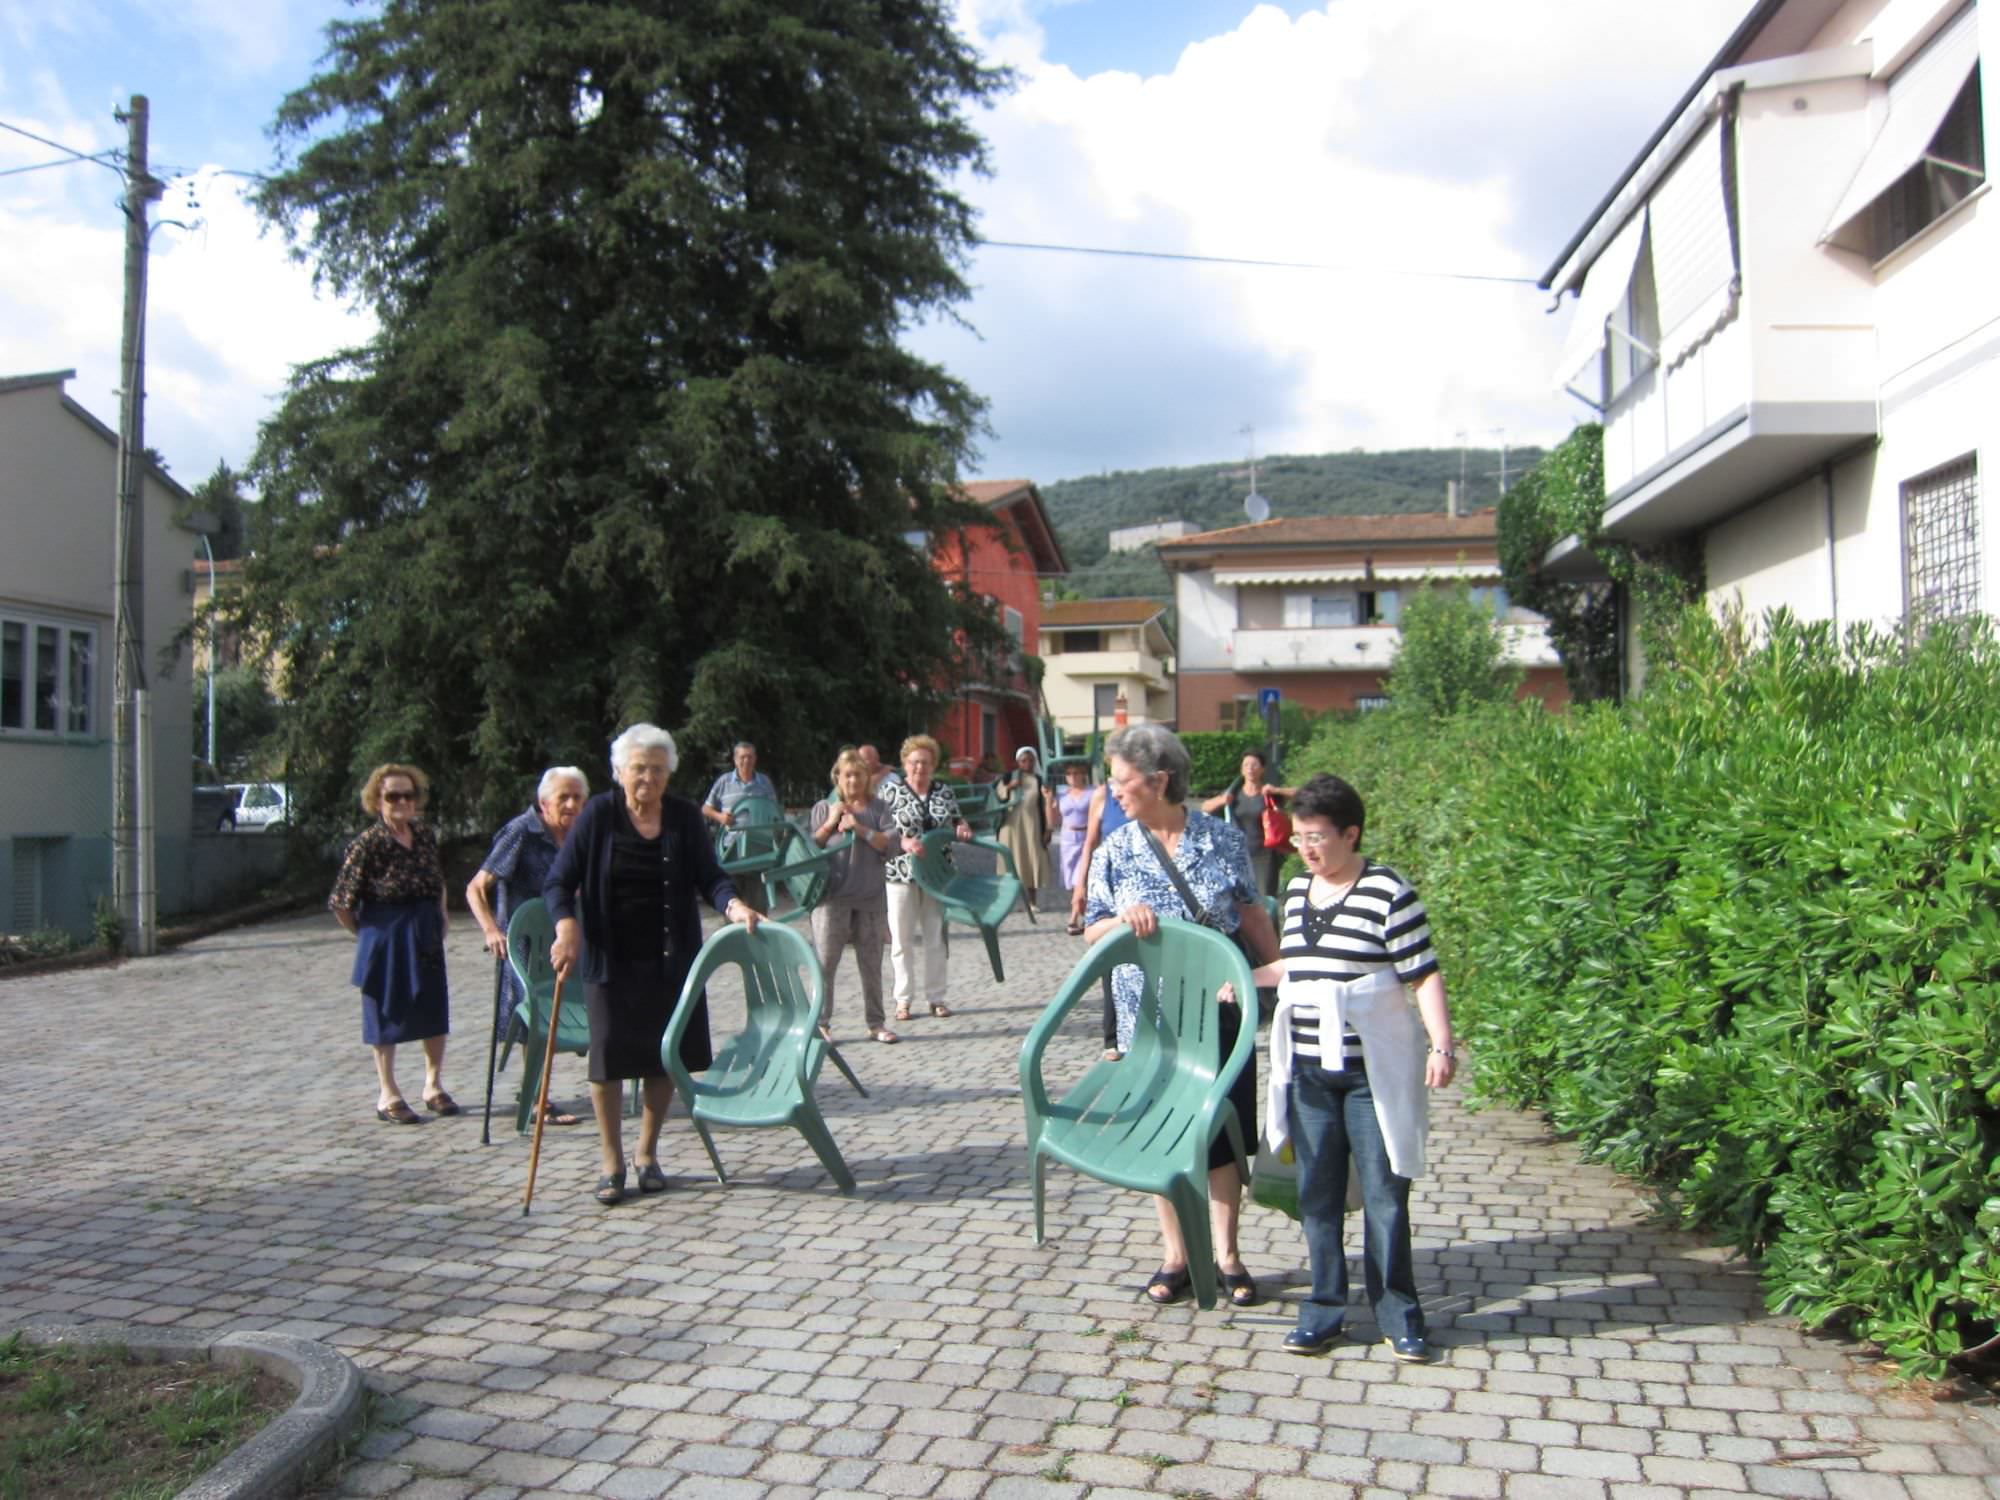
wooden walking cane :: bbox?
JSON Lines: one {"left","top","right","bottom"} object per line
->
{"left": 521, "top": 971, "right": 567, "bottom": 1216}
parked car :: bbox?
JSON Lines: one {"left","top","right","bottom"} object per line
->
{"left": 227, "top": 781, "right": 289, "bottom": 832}
{"left": 194, "top": 784, "right": 241, "bottom": 832}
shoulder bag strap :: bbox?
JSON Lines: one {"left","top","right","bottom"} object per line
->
{"left": 1137, "top": 823, "right": 1215, "bottom": 928}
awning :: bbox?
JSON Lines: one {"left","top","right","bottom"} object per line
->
{"left": 1651, "top": 117, "right": 1739, "bottom": 367}
{"left": 1371, "top": 562, "right": 1500, "bottom": 582}
{"left": 1553, "top": 209, "right": 1649, "bottom": 396}
{"left": 1212, "top": 565, "right": 1369, "bottom": 586}
{"left": 1822, "top": 3, "right": 1981, "bottom": 246}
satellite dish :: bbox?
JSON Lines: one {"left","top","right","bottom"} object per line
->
{"left": 1243, "top": 491, "right": 1270, "bottom": 523}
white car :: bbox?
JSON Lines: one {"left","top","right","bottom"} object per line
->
{"left": 228, "top": 781, "right": 289, "bottom": 832}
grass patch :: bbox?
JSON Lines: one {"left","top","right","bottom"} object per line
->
{"left": 0, "top": 1333, "right": 289, "bottom": 1499}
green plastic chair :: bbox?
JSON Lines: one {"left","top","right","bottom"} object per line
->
{"left": 663, "top": 920, "right": 859, "bottom": 1195}
{"left": 764, "top": 825, "right": 841, "bottom": 927}
{"left": 1018, "top": 918, "right": 1257, "bottom": 1311}
{"left": 503, "top": 898, "right": 638, "bottom": 1134}
{"left": 716, "top": 794, "right": 790, "bottom": 876}
{"left": 909, "top": 826, "right": 1028, "bottom": 983}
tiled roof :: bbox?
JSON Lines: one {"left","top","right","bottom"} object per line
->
{"left": 961, "top": 479, "right": 1036, "bottom": 506}
{"left": 1041, "top": 597, "right": 1168, "bottom": 628}
{"left": 1158, "top": 508, "right": 1499, "bottom": 550}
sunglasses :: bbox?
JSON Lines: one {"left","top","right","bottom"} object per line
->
{"left": 383, "top": 790, "right": 418, "bottom": 804}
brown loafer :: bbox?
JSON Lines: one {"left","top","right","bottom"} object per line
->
{"left": 375, "top": 1101, "right": 423, "bottom": 1125}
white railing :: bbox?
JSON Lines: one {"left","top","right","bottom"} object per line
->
{"left": 1232, "top": 623, "right": 1559, "bottom": 672}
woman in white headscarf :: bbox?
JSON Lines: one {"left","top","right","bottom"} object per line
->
{"left": 994, "top": 746, "right": 1056, "bottom": 909}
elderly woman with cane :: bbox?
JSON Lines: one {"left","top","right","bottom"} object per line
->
{"left": 329, "top": 763, "right": 454, "bottom": 1125}
{"left": 544, "top": 724, "right": 760, "bottom": 1206}
{"left": 1084, "top": 724, "right": 1279, "bottom": 1308}
{"left": 468, "top": 766, "right": 590, "bottom": 1130}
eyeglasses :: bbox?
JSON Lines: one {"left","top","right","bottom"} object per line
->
{"left": 1296, "top": 831, "right": 1337, "bottom": 847}
{"left": 383, "top": 790, "right": 417, "bottom": 804}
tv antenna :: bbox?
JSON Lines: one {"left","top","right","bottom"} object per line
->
{"left": 1237, "top": 423, "right": 1269, "bottom": 523}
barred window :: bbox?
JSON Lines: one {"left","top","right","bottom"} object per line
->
{"left": 1902, "top": 455, "right": 1980, "bottom": 634}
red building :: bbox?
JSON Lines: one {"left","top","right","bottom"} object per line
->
{"left": 928, "top": 480, "right": 1067, "bottom": 775}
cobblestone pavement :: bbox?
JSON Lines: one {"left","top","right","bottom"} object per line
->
{"left": 3, "top": 906, "right": 1997, "bottom": 1500}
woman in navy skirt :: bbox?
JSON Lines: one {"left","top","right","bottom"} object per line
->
{"left": 330, "top": 764, "right": 454, "bottom": 1124}
{"left": 546, "top": 723, "right": 761, "bottom": 1206}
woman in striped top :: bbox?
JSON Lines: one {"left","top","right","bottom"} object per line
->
{"left": 1244, "top": 773, "right": 1457, "bottom": 1364}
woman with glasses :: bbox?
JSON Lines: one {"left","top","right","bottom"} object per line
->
{"left": 545, "top": 723, "right": 760, "bottom": 1206}
{"left": 1082, "top": 723, "right": 1280, "bottom": 1309}
{"left": 330, "top": 763, "right": 455, "bottom": 1125}
{"left": 1245, "top": 772, "right": 1457, "bottom": 1365}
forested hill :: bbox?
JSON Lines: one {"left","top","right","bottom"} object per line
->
{"left": 1037, "top": 445, "right": 1542, "bottom": 599}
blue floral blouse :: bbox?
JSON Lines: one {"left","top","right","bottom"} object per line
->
{"left": 1084, "top": 810, "right": 1257, "bottom": 1051}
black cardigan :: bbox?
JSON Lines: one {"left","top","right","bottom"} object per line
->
{"left": 543, "top": 790, "right": 738, "bottom": 985}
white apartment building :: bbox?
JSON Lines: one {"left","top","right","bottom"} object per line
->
{"left": 1543, "top": 0, "right": 1993, "bottom": 658}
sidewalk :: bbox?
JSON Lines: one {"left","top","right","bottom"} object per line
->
{"left": 0, "top": 909, "right": 1994, "bottom": 1499}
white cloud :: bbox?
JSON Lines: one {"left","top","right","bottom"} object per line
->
{"left": 935, "top": 0, "right": 1750, "bottom": 479}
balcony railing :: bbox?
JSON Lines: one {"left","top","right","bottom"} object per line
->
{"left": 1232, "top": 623, "right": 1558, "bottom": 671}
{"left": 1046, "top": 648, "right": 1169, "bottom": 687}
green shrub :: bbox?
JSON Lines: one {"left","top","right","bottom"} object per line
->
{"left": 1287, "top": 608, "right": 2000, "bottom": 1377}
{"left": 1176, "top": 731, "right": 1267, "bottom": 797}
{"left": 1387, "top": 579, "right": 1521, "bottom": 716}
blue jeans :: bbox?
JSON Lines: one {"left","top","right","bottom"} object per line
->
{"left": 1288, "top": 1058, "right": 1422, "bottom": 1341}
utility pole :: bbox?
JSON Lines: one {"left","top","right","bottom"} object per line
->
{"left": 112, "top": 95, "right": 162, "bottom": 957}
{"left": 1490, "top": 427, "right": 1510, "bottom": 496}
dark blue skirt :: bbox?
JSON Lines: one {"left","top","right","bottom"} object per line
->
{"left": 352, "top": 900, "right": 450, "bottom": 1045}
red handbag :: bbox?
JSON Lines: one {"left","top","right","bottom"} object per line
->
{"left": 1261, "top": 794, "right": 1293, "bottom": 849}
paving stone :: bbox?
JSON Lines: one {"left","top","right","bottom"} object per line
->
{"left": 2, "top": 911, "right": 1994, "bottom": 1500}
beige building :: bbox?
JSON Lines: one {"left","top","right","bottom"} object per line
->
{"left": 1543, "top": 0, "right": 1994, "bottom": 666}
{"left": 1038, "top": 597, "right": 1175, "bottom": 736}
{"left": 1, "top": 370, "right": 195, "bottom": 938}
{"left": 1161, "top": 510, "right": 1566, "bottom": 729}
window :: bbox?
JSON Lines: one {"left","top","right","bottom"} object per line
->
{"left": 1469, "top": 586, "right": 1511, "bottom": 620}
{"left": 1359, "top": 589, "right": 1401, "bottom": 625}
{"left": 1062, "top": 630, "right": 1102, "bottom": 653}
{"left": 0, "top": 615, "right": 94, "bottom": 737}
{"left": 1354, "top": 695, "right": 1391, "bottom": 713}
{"left": 1003, "top": 606, "right": 1024, "bottom": 645}
{"left": 1604, "top": 232, "right": 1659, "bottom": 402}
{"left": 1864, "top": 70, "right": 1984, "bottom": 260}
{"left": 1217, "top": 697, "right": 1258, "bottom": 732}
{"left": 980, "top": 709, "right": 998, "bottom": 761}
{"left": 1093, "top": 683, "right": 1119, "bottom": 718}
{"left": 1287, "top": 590, "right": 1355, "bottom": 627}
{"left": 10, "top": 838, "right": 51, "bottom": 931}
{"left": 1903, "top": 454, "right": 1980, "bottom": 635}
{"left": 1823, "top": 9, "right": 1984, "bottom": 260}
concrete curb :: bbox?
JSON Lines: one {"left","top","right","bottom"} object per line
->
{"left": 20, "top": 1323, "right": 365, "bottom": 1500}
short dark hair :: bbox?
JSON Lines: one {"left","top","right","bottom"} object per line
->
{"left": 1240, "top": 748, "right": 1266, "bottom": 769}
{"left": 1289, "top": 773, "right": 1365, "bottom": 848}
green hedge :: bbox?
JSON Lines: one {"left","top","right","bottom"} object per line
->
{"left": 1177, "top": 731, "right": 1268, "bottom": 797}
{"left": 1287, "top": 611, "right": 2000, "bottom": 1376}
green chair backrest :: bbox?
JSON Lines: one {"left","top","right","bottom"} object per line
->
{"left": 717, "top": 794, "right": 787, "bottom": 866}
{"left": 504, "top": 898, "right": 590, "bottom": 1053}
{"left": 767, "top": 825, "right": 840, "bottom": 924}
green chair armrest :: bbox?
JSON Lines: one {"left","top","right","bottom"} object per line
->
{"left": 1018, "top": 926, "right": 1137, "bottom": 1119}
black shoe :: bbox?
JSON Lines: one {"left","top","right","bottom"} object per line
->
{"left": 1282, "top": 1326, "right": 1343, "bottom": 1356}
{"left": 594, "top": 1169, "right": 628, "bottom": 1206}
{"left": 635, "top": 1162, "right": 668, "bottom": 1194}
{"left": 1143, "top": 1266, "right": 1191, "bottom": 1305}
{"left": 1385, "top": 1334, "right": 1433, "bottom": 1363}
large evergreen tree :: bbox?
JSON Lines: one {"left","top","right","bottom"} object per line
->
{"left": 231, "top": 0, "right": 1009, "bottom": 827}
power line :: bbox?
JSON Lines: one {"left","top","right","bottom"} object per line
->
{"left": 0, "top": 155, "right": 104, "bottom": 179}
{"left": 974, "top": 238, "right": 1540, "bottom": 285}
{"left": 0, "top": 118, "right": 125, "bottom": 175}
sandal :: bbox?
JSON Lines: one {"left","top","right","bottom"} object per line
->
{"left": 872, "top": 1029, "right": 899, "bottom": 1044}
{"left": 929, "top": 1002, "right": 952, "bottom": 1018}
{"left": 635, "top": 1162, "right": 668, "bottom": 1194}
{"left": 594, "top": 1169, "right": 628, "bottom": 1206}
{"left": 541, "top": 1101, "right": 582, "bottom": 1127}
{"left": 374, "top": 1100, "right": 423, "bottom": 1125}
{"left": 894, "top": 1006, "right": 912, "bottom": 1022}
{"left": 1217, "top": 1266, "right": 1260, "bottom": 1308}
{"left": 1065, "top": 917, "right": 1085, "bottom": 936}
{"left": 1102, "top": 1048, "right": 1123, "bottom": 1063}
{"left": 422, "top": 1090, "right": 461, "bottom": 1116}
{"left": 1144, "top": 1266, "right": 1191, "bottom": 1305}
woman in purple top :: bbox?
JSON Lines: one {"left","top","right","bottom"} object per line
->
{"left": 1056, "top": 762, "right": 1094, "bottom": 892}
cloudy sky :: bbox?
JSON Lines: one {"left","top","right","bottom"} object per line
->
{"left": 0, "top": 0, "right": 1748, "bottom": 491}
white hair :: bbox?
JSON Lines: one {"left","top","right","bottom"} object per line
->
{"left": 536, "top": 765, "right": 589, "bottom": 804}
{"left": 609, "top": 723, "right": 679, "bottom": 776}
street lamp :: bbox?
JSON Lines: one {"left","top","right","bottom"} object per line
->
{"left": 186, "top": 510, "right": 219, "bottom": 774}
